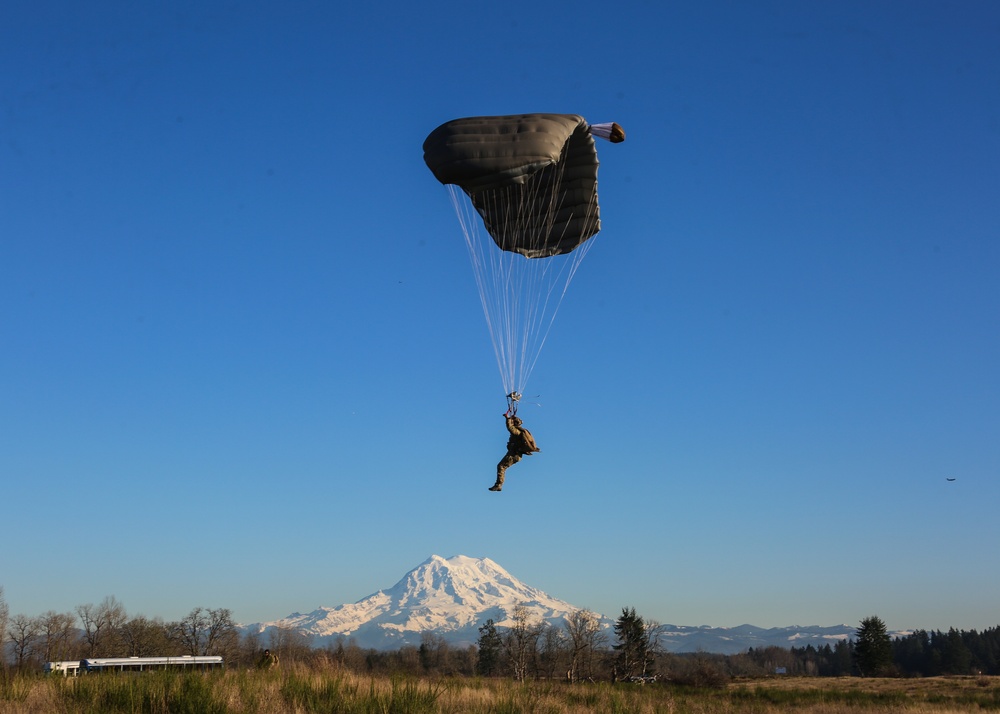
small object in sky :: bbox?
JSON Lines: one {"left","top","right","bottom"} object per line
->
{"left": 946, "top": 477, "right": 956, "bottom": 481}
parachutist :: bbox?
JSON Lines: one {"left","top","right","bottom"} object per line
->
{"left": 489, "top": 414, "right": 540, "bottom": 492}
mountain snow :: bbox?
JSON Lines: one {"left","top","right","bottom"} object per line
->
{"left": 246, "top": 555, "right": 601, "bottom": 650}
{"left": 244, "top": 554, "right": 860, "bottom": 653}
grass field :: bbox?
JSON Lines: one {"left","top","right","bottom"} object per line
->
{"left": 3, "top": 665, "right": 999, "bottom": 713}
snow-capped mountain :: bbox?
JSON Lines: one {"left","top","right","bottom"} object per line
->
{"left": 246, "top": 555, "right": 607, "bottom": 650}
{"left": 244, "top": 554, "right": 860, "bottom": 653}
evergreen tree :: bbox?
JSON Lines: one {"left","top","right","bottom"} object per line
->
{"left": 613, "top": 607, "right": 651, "bottom": 681}
{"left": 476, "top": 619, "right": 502, "bottom": 676}
{"left": 939, "top": 628, "right": 973, "bottom": 674}
{"left": 893, "top": 629, "right": 930, "bottom": 676}
{"left": 853, "top": 615, "right": 893, "bottom": 676}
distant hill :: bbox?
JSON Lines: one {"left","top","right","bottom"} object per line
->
{"left": 242, "top": 554, "right": 860, "bottom": 654}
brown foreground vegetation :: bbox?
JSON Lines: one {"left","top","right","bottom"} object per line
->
{"left": 3, "top": 662, "right": 1000, "bottom": 714}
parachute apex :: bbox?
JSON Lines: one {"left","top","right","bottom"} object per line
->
{"left": 589, "top": 122, "right": 625, "bottom": 143}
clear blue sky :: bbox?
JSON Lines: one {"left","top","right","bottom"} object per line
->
{"left": 3, "top": 1, "right": 999, "bottom": 634}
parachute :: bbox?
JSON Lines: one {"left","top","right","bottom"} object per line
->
{"left": 423, "top": 114, "right": 624, "bottom": 407}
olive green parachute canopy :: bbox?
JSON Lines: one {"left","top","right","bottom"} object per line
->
{"left": 423, "top": 114, "right": 624, "bottom": 258}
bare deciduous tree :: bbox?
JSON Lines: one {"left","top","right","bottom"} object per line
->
{"left": 205, "top": 608, "right": 239, "bottom": 659}
{"left": 538, "top": 621, "right": 567, "bottom": 680}
{"left": 75, "top": 602, "right": 99, "bottom": 656}
{"left": 38, "top": 611, "right": 78, "bottom": 663}
{"left": 644, "top": 617, "right": 664, "bottom": 678}
{"left": 503, "top": 605, "right": 543, "bottom": 682}
{"left": 76, "top": 596, "right": 127, "bottom": 656}
{"left": 7, "top": 614, "right": 41, "bottom": 670}
{"left": 175, "top": 607, "right": 208, "bottom": 656}
{"left": 121, "top": 615, "right": 172, "bottom": 657}
{"left": 565, "top": 609, "right": 606, "bottom": 682}
{"left": 170, "top": 607, "right": 239, "bottom": 658}
{"left": 237, "top": 630, "right": 262, "bottom": 668}
{"left": 268, "top": 624, "right": 312, "bottom": 665}
{"left": 0, "top": 586, "right": 9, "bottom": 672}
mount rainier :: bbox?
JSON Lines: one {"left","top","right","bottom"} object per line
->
{"left": 244, "top": 555, "right": 857, "bottom": 654}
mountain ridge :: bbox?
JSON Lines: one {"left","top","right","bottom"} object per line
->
{"left": 243, "top": 555, "right": 861, "bottom": 654}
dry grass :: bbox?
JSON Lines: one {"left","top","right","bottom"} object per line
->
{"left": 724, "top": 674, "right": 1000, "bottom": 713}
{"left": 2, "top": 666, "right": 998, "bottom": 713}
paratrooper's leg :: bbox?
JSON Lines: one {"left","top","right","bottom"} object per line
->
{"left": 490, "top": 453, "right": 520, "bottom": 491}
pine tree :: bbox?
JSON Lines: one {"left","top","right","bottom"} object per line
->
{"left": 853, "top": 615, "right": 893, "bottom": 676}
{"left": 476, "top": 619, "right": 502, "bottom": 676}
{"left": 613, "top": 607, "right": 652, "bottom": 681}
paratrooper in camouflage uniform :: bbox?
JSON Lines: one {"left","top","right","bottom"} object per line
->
{"left": 489, "top": 414, "right": 540, "bottom": 492}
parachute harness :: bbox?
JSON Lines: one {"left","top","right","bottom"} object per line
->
{"left": 505, "top": 392, "right": 522, "bottom": 417}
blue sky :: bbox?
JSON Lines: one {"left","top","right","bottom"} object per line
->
{"left": 2, "top": 1, "right": 999, "bottom": 634}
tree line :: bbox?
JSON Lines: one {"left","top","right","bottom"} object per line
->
{"left": 687, "top": 616, "right": 1000, "bottom": 680}
{"left": 3, "top": 589, "right": 997, "bottom": 681}
{"left": 308, "top": 605, "right": 658, "bottom": 683}
{"left": 0, "top": 590, "right": 263, "bottom": 672}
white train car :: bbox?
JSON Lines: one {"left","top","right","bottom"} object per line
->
{"left": 77, "top": 655, "right": 224, "bottom": 673}
{"left": 44, "top": 660, "right": 82, "bottom": 676}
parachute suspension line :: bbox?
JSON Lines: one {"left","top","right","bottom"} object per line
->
{"left": 448, "top": 185, "right": 514, "bottom": 391}
{"left": 446, "top": 150, "right": 600, "bottom": 401}
{"left": 514, "top": 173, "right": 600, "bottom": 389}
